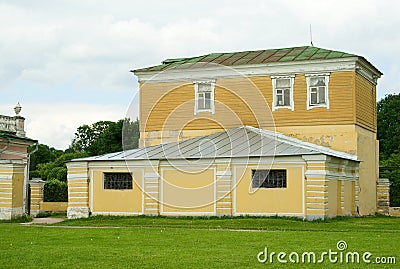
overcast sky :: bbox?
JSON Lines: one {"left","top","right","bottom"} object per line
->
{"left": 0, "top": 0, "right": 399, "bottom": 149}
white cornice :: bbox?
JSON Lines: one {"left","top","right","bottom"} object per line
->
{"left": 135, "top": 57, "right": 381, "bottom": 85}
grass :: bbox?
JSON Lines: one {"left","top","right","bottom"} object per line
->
{"left": 0, "top": 215, "right": 399, "bottom": 268}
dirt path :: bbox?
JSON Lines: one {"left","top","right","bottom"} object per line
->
{"left": 21, "top": 217, "right": 65, "bottom": 225}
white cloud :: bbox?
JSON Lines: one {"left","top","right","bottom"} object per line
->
{"left": 0, "top": 0, "right": 399, "bottom": 148}
{"left": 0, "top": 102, "right": 137, "bottom": 149}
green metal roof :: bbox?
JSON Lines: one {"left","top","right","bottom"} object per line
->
{"left": 133, "top": 46, "right": 362, "bottom": 73}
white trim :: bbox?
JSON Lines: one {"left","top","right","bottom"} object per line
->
{"left": 141, "top": 169, "right": 145, "bottom": 215}
{"left": 194, "top": 80, "right": 215, "bottom": 115}
{"left": 91, "top": 211, "right": 142, "bottom": 216}
{"left": 90, "top": 169, "right": 93, "bottom": 213}
{"left": 216, "top": 171, "right": 232, "bottom": 177}
{"left": 135, "top": 57, "right": 381, "bottom": 84}
{"left": 302, "top": 165, "right": 305, "bottom": 219}
{"left": 305, "top": 73, "right": 330, "bottom": 110}
{"left": 67, "top": 174, "right": 89, "bottom": 180}
{"left": 161, "top": 211, "right": 216, "bottom": 216}
{"left": 233, "top": 212, "right": 305, "bottom": 217}
{"left": 135, "top": 58, "right": 352, "bottom": 82}
{"left": 271, "top": 75, "right": 295, "bottom": 112}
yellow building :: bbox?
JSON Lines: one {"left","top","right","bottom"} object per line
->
{"left": 67, "top": 46, "right": 382, "bottom": 220}
{"left": 0, "top": 104, "right": 37, "bottom": 220}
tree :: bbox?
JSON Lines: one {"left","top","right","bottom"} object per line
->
{"left": 377, "top": 93, "right": 400, "bottom": 160}
{"left": 122, "top": 118, "right": 140, "bottom": 150}
{"left": 37, "top": 152, "right": 88, "bottom": 181}
{"left": 69, "top": 118, "right": 139, "bottom": 156}
{"left": 29, "top": 144, "right": 63, "bottom": 171}
{"left": 377, "top": 93, "right": 400, "bottom": 206}
{"left": 70, "top": 121, "right": 114, "bottom": 154}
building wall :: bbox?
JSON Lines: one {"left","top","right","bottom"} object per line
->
{"left": 140, "top": 71, "right": 358, "bottom": 142}
{"left": 0, "top": 162, "right": 26, "bottom": 220}
{"left": 91, "top": 169, "right": 143, "bottom": 215}
{"left": 235, "top": 165, "right": 304, "bottom": 216}
{"left": 67, "top": 155, "right": 359, "bottom": 219}
{"left": 161, "top": 168, "right": 215, "bottom": 215}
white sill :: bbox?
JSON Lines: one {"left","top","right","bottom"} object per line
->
{"left": 307, "top": 104, "right": 328, "bottom": 110}
{"left": 272, "top": 106, "right": 294, "bottom": 112}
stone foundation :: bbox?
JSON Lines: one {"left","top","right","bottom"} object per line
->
{"left": 0, "top": 207, "right": 24, "bottom": 220}
{"left": 376, "top": 178, "right": 390, "bottom": 215}
{"left": 67, "top": 207, "right": 90, "bottom": 219}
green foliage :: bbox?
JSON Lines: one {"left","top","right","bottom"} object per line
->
{"left": 122, "top": 118, "right": 140, "bottom": 150}
{"left": 378, "top": 93, "right": 400, "bottom": 206}
{"left": 44, "top": 179, "right": 68, "bottom": 202}
{"left": 377, "top": 93, "right": 400, "bottom": 159}
{"left": 380, "top": 153, "right": 400, "bottom": 206}
{"left": 47, "top": 167, "right": 67, "bottom": 182}
{"left": 29, "top": 144, "right": 63, "bottom": 172}
{"left": 69, "top": 118, "right": 139, "bottom": 156}
{"left": 29, "top": 170, "right": 40, "bottom": 179}
{"left": 70, "top": 121, "right": 114, "bottom": 154}
{"left": 37, "top": 152, "right": 87, "bottom": 181}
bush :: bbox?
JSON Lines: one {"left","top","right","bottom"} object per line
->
{"left": 44, "top": 179, "right": 68, "bottom": 202}
{"left": 47, "top": 167, "right": 67, "bottom": 182}
{"left": 29, "top": 170, "right": 40, "bottom": 179}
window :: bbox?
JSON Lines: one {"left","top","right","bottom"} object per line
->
{"left": 306, "top": 74, "right": 330, "bottom": 110}
{"left": 272, "top": 76, "right": 294, "bottom": 111}
{"left": 194, "top": 81, "right": 215, "bottom": 114}
{"left": 251, "top": 169, "right": 287, "bottom": 188}
{"left": 103, "top": 173, "right": 133, "bottom": 190}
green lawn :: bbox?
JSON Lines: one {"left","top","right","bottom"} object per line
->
{"left": 0, "top": 216, "right": 399, "bottom": 268}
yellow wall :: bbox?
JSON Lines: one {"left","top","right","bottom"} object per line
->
{"left": 161, "top": 168, "right": 215, "bottom": 214}
{"left": 355, "top": 73, "right": 377, "bottom": 131}
{"left": 40, "top": 202, "right": 68, "bottom": 212}
{"left": 327, "top": 180, "right": 339, "bottom": 217}
{"left": 91, "top": 170, "right": 143, "bottom": 214}
{"left": 140, "top": 71, "right": 358, "bottom": 136}
{"left": 356, "top": 126, "right": 378, "bottom": 214}
{"left": 235, "top": 166, "right": 304, "bottom": 214}
{"left": 12, "top": 172, "right": 24, "bottom": 208}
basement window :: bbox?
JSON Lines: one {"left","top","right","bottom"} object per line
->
{"left": 103, "top": 172, "right": 133, "bottom": 190}
{"left": 194, "top": 81, "right": 215, "bottom": 114}
{"left": 251, "top": 169, "right": 287, "bottom": 188}
{"left": 306, "top": 74, "right": 330, "bottom": 110}
{"left": 272, "top": 76, "right": 295, "bottom": 111}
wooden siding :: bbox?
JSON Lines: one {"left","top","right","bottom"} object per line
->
{"left": 140, "top": 71, "right": 357, "bottom": 132}
{"left": 355, "top": 73, "right": 377, "bottom": 132}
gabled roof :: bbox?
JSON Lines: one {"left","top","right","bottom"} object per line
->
{"left": 72, "top": 126, "right": 357, "bottom": 162}
{"left": 132, "top": 46, "right": 380, "bottom": 74}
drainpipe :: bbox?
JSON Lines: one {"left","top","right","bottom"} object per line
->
{"left": 23, "top": 142, "right": 38, "bottom": 214}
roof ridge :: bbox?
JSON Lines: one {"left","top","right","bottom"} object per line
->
{"left": 243, "top": 126, "right": 358, "bottom": 161}
{"left": 133, "top": 46, "right": 363, "bottom": 73}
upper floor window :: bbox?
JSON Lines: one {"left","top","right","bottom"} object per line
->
{"left": 194, "top": 81, "right": 215, "bottom": 115}
{"left": 306, "top": 74, "right": 330, "bottom": 110}
{"left": 251, "top": 169, "right": 287, "bottom": 188}
{"left": 272, "top": 76, "right": 295, "bottom": 111}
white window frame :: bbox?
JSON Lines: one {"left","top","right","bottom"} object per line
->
{"left": 306, "top": 73, "right": 330, "bottom": 110}
{"left": 194, "top": 80, "right": 215, "bottom": 115}
{"left": 271, "top": 75, "right": 295, "bottom": 111}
